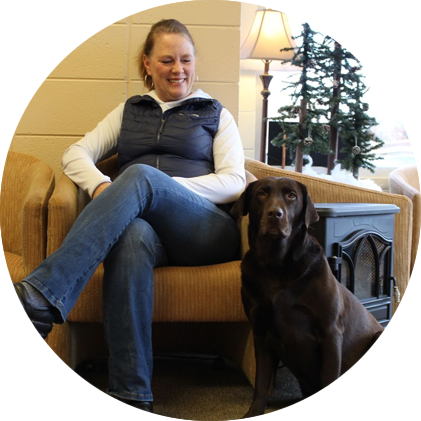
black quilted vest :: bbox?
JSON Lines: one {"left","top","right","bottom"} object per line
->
{"left": 117, "top": 94, "right": 223, "bottom": 177}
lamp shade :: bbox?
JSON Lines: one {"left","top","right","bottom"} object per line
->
{"left": 241, "top": 9, "right": 297, "bottom": 61}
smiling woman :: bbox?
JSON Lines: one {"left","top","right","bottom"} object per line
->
{"left": 12, "top": 15, "right": 247, "bottom": 415}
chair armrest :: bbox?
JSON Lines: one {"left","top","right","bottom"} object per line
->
{"left": 389, "top": 172, "right": 421, "bottom": 273}
{"left": 390, "top": 172, "right": 420, "bottom": 202}
{"left": 22, "top": 161, "right": 55, "bottom": 274}
{"left": 46, "top": 154, "right": 118, "bottom": 256}
{"left": 47, "top": 174, "right": 79, "bottom": 256}
{"left": 245, "top": 157, "right": 413, "bottom": 309}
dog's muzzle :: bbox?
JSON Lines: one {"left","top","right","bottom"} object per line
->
{"left": 259, "top": 206, "right": 291, "bottom": 238}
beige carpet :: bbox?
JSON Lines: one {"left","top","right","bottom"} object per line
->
{"left": 77, "top": 354, "right": 304, "bottom": 420}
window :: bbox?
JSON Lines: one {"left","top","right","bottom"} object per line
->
{"left": 269, "top": 0, "right": 421, "bottom": 169}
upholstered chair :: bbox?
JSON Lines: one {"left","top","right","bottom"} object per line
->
{"left": 45, "top": 154, "right": 257, "bottom": 384}
{"left": 45, "top": 156, "right": 412, "bottom": 389}
{"left": 1, "top": 151, "right": 55, "bottom": 283}
{"left": 389, "top": 165, "right": 420, "bottom": 275}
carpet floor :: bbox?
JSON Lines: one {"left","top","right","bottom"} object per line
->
{"left": 76, "top": 354, "right": 304, "bottom": 420}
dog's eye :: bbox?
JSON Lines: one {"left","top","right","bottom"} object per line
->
{"left": 257, "top": 190, "right": 267, "bottom": 199}
{"left": 287, "top": 191, "right": 297, "bottom": 199}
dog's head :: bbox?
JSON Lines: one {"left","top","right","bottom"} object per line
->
{"left": 231, "top": 177, "right": 319, "bottom": 239}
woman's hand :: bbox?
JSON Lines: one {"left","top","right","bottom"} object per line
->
{"left": 93, "top": 182, "right": 112, "bottom": 199}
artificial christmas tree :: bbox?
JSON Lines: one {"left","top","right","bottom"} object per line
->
{"left": 270, "top": 23, "right": 330, "bottom": 172}
{"left": 317, "top": 36, "right": 384, "bottom": 176}
{"left": 270, "top": 23, "right": 384, "bottom": 178}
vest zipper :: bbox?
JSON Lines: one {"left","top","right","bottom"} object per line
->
{"left": 156, "top": 116, "right": 166, "bottom": 170}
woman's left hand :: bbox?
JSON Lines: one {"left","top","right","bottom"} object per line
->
{"left": 93, "top": 182, "right": 112, "bottom": 199}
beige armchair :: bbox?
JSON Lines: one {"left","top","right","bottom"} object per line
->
{"left": 389, "top": 165, "right": 420, "bottom": 275}
{"left": 45, "top": 154, "right": 254, "bottom": 383}
{"left": 45, "top": 156, "right": 412, "bottom": 388}
{"left": 1, "top": 151, "right": 55, "bottom": 282}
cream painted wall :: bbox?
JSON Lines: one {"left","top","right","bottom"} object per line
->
{"left": 10, "top": 0, "right": 242, "bottom": 180}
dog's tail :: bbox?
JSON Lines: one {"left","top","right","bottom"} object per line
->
{"left": 409, "top": 396, "right": 421, "bottom": 421}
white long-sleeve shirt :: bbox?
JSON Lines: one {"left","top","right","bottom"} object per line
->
{"left": 62, "top": 89, "right": 246, "bottom": 204}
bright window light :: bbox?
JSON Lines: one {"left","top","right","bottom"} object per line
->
{"left": 269, "top": 0, "right": 421, "bottom": 168}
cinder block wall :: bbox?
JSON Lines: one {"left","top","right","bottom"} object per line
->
{"left": 10, "top": 1, "right": 241, "bottom": 180}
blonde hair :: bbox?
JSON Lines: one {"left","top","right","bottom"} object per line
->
{"left": 137, "top": 19, "right": 196, "bottom": 91}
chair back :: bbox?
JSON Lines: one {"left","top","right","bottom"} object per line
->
{"left": 1, "top": 152, "right": 48, "bottom": 253}
{"left": 390, "top": 165, "right": 420, "bottom": 192}
{"left": 96, "top": 154, "right": 119, "bottom": 180}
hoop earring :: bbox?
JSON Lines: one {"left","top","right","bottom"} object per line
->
{"left": 144, "top": 74, "right": 154, "bottom": 88}
{"left": 196, "top": 74, "right": 199, "bottom": 82}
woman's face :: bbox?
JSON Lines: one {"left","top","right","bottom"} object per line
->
{"left": 143, "top": 33, "right": 196, "bottom": 102}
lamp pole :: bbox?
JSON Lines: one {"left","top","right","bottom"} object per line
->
{"left": 240, "top": 9, "right": 297, "bottom": 164}
{"left": 259, "top": 60, "right": 273, "bottom": 163}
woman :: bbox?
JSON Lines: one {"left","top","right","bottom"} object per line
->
{"left": 13, "top": 19, "right": 246, "bottom": 413}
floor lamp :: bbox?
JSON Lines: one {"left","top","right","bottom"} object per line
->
{"left": 241, "top": 9, "right": 296, "bottom": 163}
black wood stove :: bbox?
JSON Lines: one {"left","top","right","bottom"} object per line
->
{"left": 311, "top": 203, "right": 400, "bottom": 327}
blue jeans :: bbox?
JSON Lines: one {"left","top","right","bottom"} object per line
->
{"left": 23, "top": 164, "right": 241, "bottom": 402}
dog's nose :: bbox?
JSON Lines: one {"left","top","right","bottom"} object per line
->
{"left": 267, "top": 208, "right": 283, "bottom": 219}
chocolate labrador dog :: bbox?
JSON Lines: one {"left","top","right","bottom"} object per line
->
{"left": 231, "top": 177, "right": 384, "bottom": 418}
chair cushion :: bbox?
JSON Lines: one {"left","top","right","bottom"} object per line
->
{"left": 67, "top": 260, "right": 246, "bottom": 323}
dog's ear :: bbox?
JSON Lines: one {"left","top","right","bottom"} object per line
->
{"left": 300, "top": 183, "right": 319, "bottom": 227}
{"left": 305, "top": 193, "right": 319, "bottom": 227}
{"left": 230, "top": 182, "right": 254, "bottom": 223}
